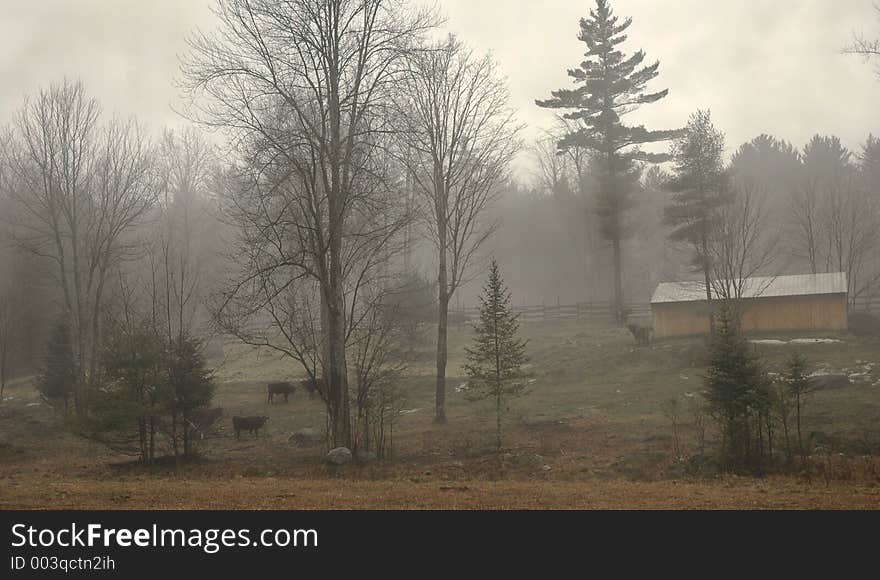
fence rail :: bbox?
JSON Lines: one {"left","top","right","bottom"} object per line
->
{"left": 450, "top": 301, "right": 652, "bottom": 324}
{"left": 451, "top": 295, "right": 880, "bottom": 325}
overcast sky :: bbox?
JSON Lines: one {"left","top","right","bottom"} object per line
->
{"left": 1, "top": 0, "right": 878, "bottom": 176}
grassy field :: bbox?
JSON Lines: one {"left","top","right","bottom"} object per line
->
{"left": 1, "top": 319, "right": 879, "bottom": 509}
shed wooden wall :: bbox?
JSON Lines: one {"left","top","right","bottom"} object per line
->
{"left": 652, "top": 294, "right": 848, "bottom": 338}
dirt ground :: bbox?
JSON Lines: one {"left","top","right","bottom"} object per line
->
{"left": 2, "top": 319, "right": 879, "bottom": 510}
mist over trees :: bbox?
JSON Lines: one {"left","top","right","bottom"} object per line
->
{"left": 0, "top": 0, "right": 877, "bottom": 469}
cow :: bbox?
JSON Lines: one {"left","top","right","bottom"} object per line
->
{"left": 267, "top": 381, "right": 296, "bottom": 404}
{"left": 299, "top": 377, "right": 325, "bottom": 400}
{"left": 232, "top": 416, "right": 269, "bottom": 439}
{"left": 627, "top": 323, "right": 654, "bottom": 347}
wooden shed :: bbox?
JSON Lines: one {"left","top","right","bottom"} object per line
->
{"left": 650, "top": 272, "right": 848, "bottom": 339}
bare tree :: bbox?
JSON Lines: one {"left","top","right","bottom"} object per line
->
{"left": 789, "top": 180, "right": 823, "bottom": 275}
{"left": 3, "top": 80, "right": 157, "bottom": 417}
{"left": 395, "top": 35, "right": 521, "bottom": 424}
{"left": 845, "top": 5, "right": 880, "bottom": 77}
{"left": 532, "top": 133, "right": 572, "bottom": 196}
{"left": 708, "top": 184, "right": 778, "bottom": 321}
{"left": 821, "top": 177, "right": 880, "bottom": 307}
{"left": 181, "top": 0, "right": 433, "bottom": 447}
{"left": 349, "top": 288, "right": 409, "bottom": 455}
{"left": 157, "top": 128, "right": 218, "bottom": 344}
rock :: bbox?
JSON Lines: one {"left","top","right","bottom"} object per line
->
{"left": 289, "top": 427, "right": 323, "bottom": 446}
{"left": 325, "top": 447, "right": 353, "bottom": 465}
{"left": 541, "top": 464, "right": 552, "bottom": 472}
{"left": 807, "top": 373, "right": 851, "bottom": 390}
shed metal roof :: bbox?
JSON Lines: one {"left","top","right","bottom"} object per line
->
{"left": 651, "top": 272, "right": 847, "bottom": 304}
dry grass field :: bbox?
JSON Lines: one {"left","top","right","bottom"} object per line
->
{"left": 2, "top": 319, "right": 879, "bottom": 509}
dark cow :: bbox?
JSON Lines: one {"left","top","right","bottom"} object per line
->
{"left": 299, "top": 377, "right": 324, "bottom": 400}
{"left": 232, "top": 416, "right": 269, "bottom": 439}
{"left": 627, "top": 323, "right": 654, "bottom": 347}
{"left": 267, "top": 381, "right": 296, "bottom": 404}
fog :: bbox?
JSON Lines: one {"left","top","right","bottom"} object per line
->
{"left": 0, "top": 0, "right": 879, "bottom": 510}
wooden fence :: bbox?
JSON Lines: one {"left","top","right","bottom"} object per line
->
{"left": 451, "top": 295, "right": 880, "bottom": 326}
{"left": 450, "top": 301, "right": 652, "bottom": 324}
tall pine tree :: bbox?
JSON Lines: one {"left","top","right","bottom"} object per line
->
{"left": 464, "top": 260, "right": 529, "bottom": 454}
{"left": 664, "top": 109, "right": 731, "bottom": 331}
{"left": 536, "top": 0, "right": 679, "bottom": 323}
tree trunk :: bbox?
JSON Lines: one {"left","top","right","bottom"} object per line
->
{"left": 796, "top": 393, "right": 803, "bottom": 455}
{"left": 495, "top": 390, "right": 502, "bottom": 455}
{"left": 326, "top": 282, "right": 351, "bottom": 448}
{"left": 434, "top": 166, "right": 450, "bottom": 425}
{"left": 612, "top": 237, "right": 624, "bottom": 325}
{"left": 702, "top": 236, "right": 715, "bottom": 335}
{"left": 0, "top": 347, "right": 6, "bottom": 402}
{"left": 149, "top": 416, "right": 155, "bottom": 463}
{"left": 435, "top": 280, "right": 449, "bottom": 425}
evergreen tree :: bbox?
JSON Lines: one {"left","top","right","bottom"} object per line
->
{"left": 464, "top": 260, "right": 530, "bottom": 454}
{"left": 730, "top": 134, "right": 802, "bottom": 194}
{"left": 859, "top": 134, "right": 880, "bottom": 191}
{"left": 166, "top": 335, "right": 216, "bottom": 457}
{"left": 37, "top": 318, "right": 77, "bottom": 413}
{"left": 536, "top": 0, "right": 679, "bottom": 323}
{"left": 802, "top": 134, "right": 852, "bottom": 186}
{"left": 664, "top": 110, "right": 732, "bottom": 331}
{"left": 704, "top": 305, "right": 770, "bottom": 470}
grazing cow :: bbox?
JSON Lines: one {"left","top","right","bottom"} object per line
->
{"left": 267, "top": 381, "right": 296, "bottom": 404}
{"left": 299, "top": 377, "right": 325, "bottom": 400}
{"left": 232, "top": 416, "right": 269, "bottom": 439}
{"left": 627, "top": 323, "right": 654, "bottom": 347}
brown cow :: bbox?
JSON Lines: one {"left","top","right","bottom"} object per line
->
{"left": 267, "top": 381, "right": 296, "bottom": 404}
{"left": 232, "top": 416, "right": 269, "bottom": 439}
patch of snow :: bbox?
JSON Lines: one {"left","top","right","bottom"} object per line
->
{"left": 399, "top": 408, "right": 422, "bottom": 415}
{"left": 790, "top": 338, "right": 843, "bottom": 344}
{"left": 750, "top": 339, "right": 787, "bottom": 345}
{"left": 454, "top": 382, "right": 469, "bottom": 393}
{"left": 26, "top": 402, "right": 41, "bottom": 407}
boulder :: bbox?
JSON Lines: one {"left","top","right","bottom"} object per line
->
{"left": 325, "top": 447, "right": 353, "bottom": 465}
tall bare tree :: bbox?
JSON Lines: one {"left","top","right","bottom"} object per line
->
{"left": 708, "top": 184, "right": 778, "bottom": 321}
{"left": 394, "top": 35, "right": 520, "bottom": 424}
{"left": 821, "top": 178, "right": 880, "bottom": 306}
{"left": 3, "top": 80, "right": 157, "bottom": 417}
{"left": 181, "top": 0, "right": 432, "bottom": 446}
